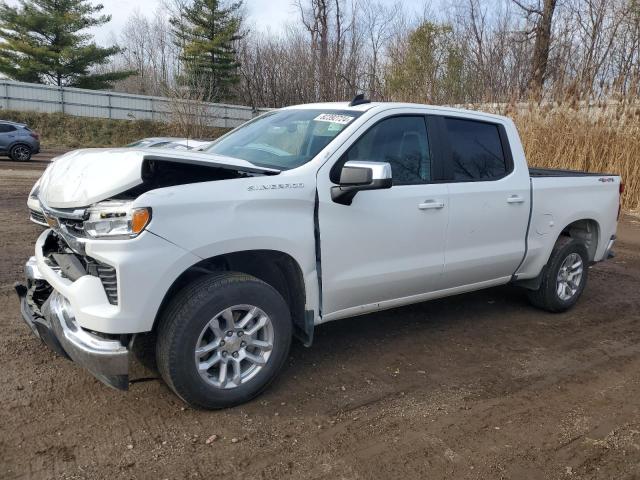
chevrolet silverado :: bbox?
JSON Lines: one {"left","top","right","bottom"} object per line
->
{"left": 16, "top": 98, "right": 622, "bottom": 409}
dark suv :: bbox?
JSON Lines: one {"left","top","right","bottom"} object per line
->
{"left": 0, "top": 121, "right": 40, "bottom": 161}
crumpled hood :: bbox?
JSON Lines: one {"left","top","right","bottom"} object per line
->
{"left": 38, "top": 147, "right": 279, "bottom": 209}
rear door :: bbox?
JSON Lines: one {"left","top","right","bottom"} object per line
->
{"left": 317, "top": 112, "right": 449, "bottom": 319}
{"left": 437, "top": 115, "right": 531, "bottom": 289}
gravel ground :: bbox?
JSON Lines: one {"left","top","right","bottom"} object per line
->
{"left": 1, "top": 156, "right": 640, "bottom": 479}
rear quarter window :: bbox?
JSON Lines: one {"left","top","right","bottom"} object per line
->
{"left": 444, "top": 118, "right": 508, "bottom": 181}
{"left": 0, "top": 124, "right": 17, "bottom": 133}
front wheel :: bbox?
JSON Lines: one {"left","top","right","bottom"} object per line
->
{"left": 156, "top": 272, "right": 292, "bottom": 409}
{"left": 527, "top": 238, "right": 589, "bottom": 312}
{"left": 10, "top": 144, "right": 32, "bottom": 161}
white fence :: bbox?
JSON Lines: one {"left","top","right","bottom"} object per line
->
{"left": 0, "top": 80, "right": 268, "bottom": 128}
{"left": 4, "top": 79, "right": 630, "bottom": 127}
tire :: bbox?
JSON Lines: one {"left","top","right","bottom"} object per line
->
{"left": 156, "top": 272, "right": 292, "bottom": 409}
{"left": 10, "top": 144, "right": 32, "bottom": 162}
{"left": 527, "top": 237, "right": 589, "bottom": 313}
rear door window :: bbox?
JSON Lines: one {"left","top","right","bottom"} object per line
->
{"left": 444, "top": 118, "right": 508, "bottom": 181}
{"left": 0, "top": 124, "right": 17, "bottom": 133}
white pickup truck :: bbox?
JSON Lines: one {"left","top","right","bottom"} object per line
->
{"left": 17, "top": 99, "right": 622, "bottom": 409}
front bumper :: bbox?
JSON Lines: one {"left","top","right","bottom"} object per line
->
{"left": 16, "top": 257, "right": 129, "bottom": 390}
{"left": 30, "top": 228, "right": 198, "bottom": 334}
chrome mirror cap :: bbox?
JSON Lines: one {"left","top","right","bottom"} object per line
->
{"left": 343, "top": 161, "right": 392, "bottom": 181}
{"left": 331, "top": 161, "right": 393, "bottom": 206}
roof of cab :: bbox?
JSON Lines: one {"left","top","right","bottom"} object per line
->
{"left": 281, "top": 101, "right": 511, "bottom": 123}
{"left": 283, "top": 101, "right": 377, "bottom": 112}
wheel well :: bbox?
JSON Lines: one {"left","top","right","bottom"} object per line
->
{"left": 154, "top": 250, "right": 310, "bottom": 344}
{"left": 10, "top": 142, "right": 31, "bottom": 151}
{"left": 561, "top": 219, "right": 599, "bottom": 261}
{"left": 515, "top": 218, "right": 599, "bottom": 291}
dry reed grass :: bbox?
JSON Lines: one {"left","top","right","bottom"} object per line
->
{"left": 467, "top": 101, "right": 640, "bottom": 212}
{"left": 510, "top": 102, "right": 640, "bottom": 212}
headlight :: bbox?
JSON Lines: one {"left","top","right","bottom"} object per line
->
{"left": 29, "top": 179, "right": 40, "bottom": 199}
{"left": 84, "top": 201, "right": 151, "bottom": 239}
{"left": 27, "top": 179, "right": 42, "bottom": 212}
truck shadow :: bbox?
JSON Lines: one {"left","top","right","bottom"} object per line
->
{"left": 262, "top": 284, "right": 543, "bottom": 408}
{"left": 290, "top": 284, "right": 531, "bottom": 360}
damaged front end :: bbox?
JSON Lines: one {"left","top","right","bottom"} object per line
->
{"left": 16, "top": 201, "right": 136, "bottom": 390}
{"left": 17, "top": 148, "right": 281, "bottom": 390}
{"left": 16, "top": 244, "right": 129, "bottom": 390}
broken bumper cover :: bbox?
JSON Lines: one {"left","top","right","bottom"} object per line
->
{"left": 16, "top": 257, "right": 129, "bottom": 390}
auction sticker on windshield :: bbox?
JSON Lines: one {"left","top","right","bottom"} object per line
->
{"left": 314, "top": 113, "right": 355, "bottom": 124}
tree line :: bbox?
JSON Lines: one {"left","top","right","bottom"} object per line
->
{"left": 1, "top": 0, "right": 638, "bottom": 107}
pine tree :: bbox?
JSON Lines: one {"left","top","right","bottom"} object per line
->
{"left": 171, "top": 0, "right": 244, "bottom": 101}
{"left": 0, "top": 0, "right": 133, "bottom": 89}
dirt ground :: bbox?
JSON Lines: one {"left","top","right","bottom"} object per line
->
{"left": 1, "top": 156, "right": 640, "bottom": 480}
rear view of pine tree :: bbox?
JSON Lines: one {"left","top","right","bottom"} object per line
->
{"left": 0, "top": 0, "right": 133, "bottom": 89}
{"left": 171, "top": 0, "right": 244, "bottom": 101}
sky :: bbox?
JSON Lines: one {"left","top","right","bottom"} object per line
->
{"left": 91, "top": 0, "right": 430, "bottom": 46}
{"left": 4, "top": 0, "right": 435, "bottom": 46}
{"left": 92, "top": 0, "right": 297, "bottom": 44}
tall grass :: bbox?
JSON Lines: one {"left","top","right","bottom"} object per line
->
{"left": 462, "top": 101, "right": 639, "bottom": 212}
{"left": 0, "top": 110, "right": 229, "bottom": 148}
{"left": 509, "top": 102, "right": 640, "bottom": 212}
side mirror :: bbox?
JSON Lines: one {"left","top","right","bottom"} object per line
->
{"left": 331, "top": 161, "right": 392, "bottom": 205}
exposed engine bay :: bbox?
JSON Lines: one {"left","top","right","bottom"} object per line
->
{"left": 114, "top": 158, "right": 273, "bottom": 199}
{"left": 36, "top": 148, "right": 280, "bottom": 209}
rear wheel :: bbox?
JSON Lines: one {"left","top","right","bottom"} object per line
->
{"left": 10, "top": 144, "right": 32, "bottom": 162}
{"left": 156, "top": 272, "right": 292, "bottom": 409}
{"left": 527, "top": 238, "right": 589, "bottom": 312}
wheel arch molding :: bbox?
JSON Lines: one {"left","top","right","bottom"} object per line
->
{"left": 152, "top": 249, "right": 312, "bottom": 345}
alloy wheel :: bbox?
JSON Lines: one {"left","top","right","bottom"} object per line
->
{"left": 13, "top": 145, "right": 30, "bottom": 161}
{"left": 556, "top": 253, "right": 584, "bottom": 301}
{"left": 194, "top": 304, "right": 274, "bottom": 389}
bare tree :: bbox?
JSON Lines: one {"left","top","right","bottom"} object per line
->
{"left": 361, "top": 0, "right": 396, "bottom": 99}
{"left": 512, "top": 0, "right": 558, "bottom": 98}
{"left": 110, "top": 7, "right": 181, "bottom": 95}
{"left": 105, "top": 0, "right": 639, "bottom": 108}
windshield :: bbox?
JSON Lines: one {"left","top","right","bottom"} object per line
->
{"left": 203, "top": 109, "right": 361, "bottom": 170}
{"left": 127, "top": 140, "right": 155, "bottom": 148}
{"left": 155, "top": 142, "right": 189, "bottom": 150}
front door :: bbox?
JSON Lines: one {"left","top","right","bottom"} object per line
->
{"left": 317, "top": 114, "right": 449, "bottom": 319}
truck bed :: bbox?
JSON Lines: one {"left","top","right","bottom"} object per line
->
{"left": 516, "top": 172, "right": 621, "bottom": 282}
{"left": 528, "top": 167, "right": 615, "bottom": 177}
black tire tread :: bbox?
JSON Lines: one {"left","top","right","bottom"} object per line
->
{"left": 10, "top": 143, "right": 32, "bottom": 161}
{"left": 156, "top": 272, "right": 291, "bottom": 409}
{"left": 157, "top": 272, "right": 250, "bottom": 395}
{"left": 527, "top": 237, "right": 589, "bottom": 313}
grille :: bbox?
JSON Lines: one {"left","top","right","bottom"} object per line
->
{"left": 29, "top": 208, "right": 46, "bottom": 225}
{"left": 59, "top": 217, "right": 86, "bottom": 237}
{"left": 87, "top": 259, "right": 118, "bottom": 305}
{"left": 97, "top": 263, "right": 118, "bottom": 305}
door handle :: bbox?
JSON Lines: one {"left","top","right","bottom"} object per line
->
{"left": 418, "top": 200, "right": 445, "bottom": 210}
{"left": 507, "top": 195, "right": 525, "bottom": 204}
